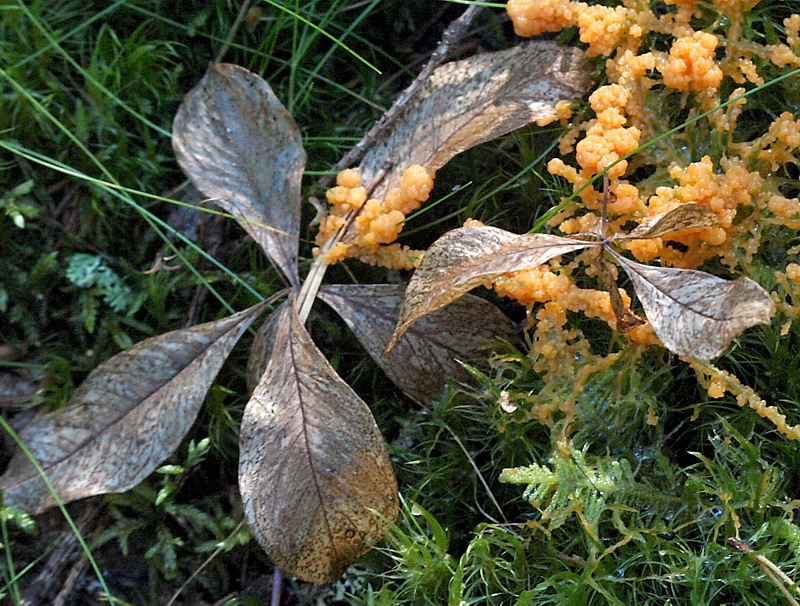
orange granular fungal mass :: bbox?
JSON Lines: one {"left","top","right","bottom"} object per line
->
{"left": 609, "top": 182, "right": 645, "bottom": 216}
{"left": 784, "top": 263, "right": 800, "bottom": 292}
{"left": 786, "top": 14, "right": 800, "bottom": 48}
{"left": 314, "top": 165, "right": 435, "bottom": 270}
{"left": 788, "top": 263, "right": 800, "bottom": 283}
{"left": 335, "top": 167, "right": 362, "bottom": 189}
{"left": 661, "top": 0, "right": 698, "bottom": 27}
{"left": 688, "top": 359, "right": 800, "bottom": 441}
{"left": 620, "top": 156, "right": 763, "bottom": 268}
{"left": 492, "top": 265, "right": 658, "bottom": 348}
{"left": 770, "top": 44, "right": 798, "bottom": 67}
{"left": 558, "top": 211, "right": 603, "bottom": 236}
{"left": 509, "top": 0, "right": 638, "bottom": 57}
{"left": 768, "top": 194, "right": 800, "bottom": 231}
{"left": 755, "top": 112, "right": 800, "bottom": 170}
{"left": 527, "top": 302, "right": 593, "bottom": 378}
{"left": 506, "top": 0, "right": 574, "bottom": 37}
{"left": 566, "top": 84, "right": 643, "bottom": 180}
{"left": 575, "top": 5, "right": 632, "bottom": 57}
{"left": 503, "top": 1, "right": 800, "bottom": 415}
{"left": 657, "top": 32, "right": 723, "bottom": 91}
{"left": 536, "top": 99, "right": 575, "bottom": 127}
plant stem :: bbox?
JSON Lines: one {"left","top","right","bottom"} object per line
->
{"left": 214, "top": 0, "right": 254, "bottom": 63}
{"left": 271, "top": 567, "right": 284, "bottom": 606}
{"left": 296, "top": 234, "right": 339, "bottom": 321}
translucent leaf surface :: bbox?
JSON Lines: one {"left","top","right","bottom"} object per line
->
{"left": 390, "top": 225, "right": 593, "bottom": 347}
{"left": 613, "top": 203, "right": 719, "bottom": 241}
{"left": 319, "top": 284, "right": 518, "bottom": 403}
{"left": 0, "top": 303, "right": 267, "bottom": 513}
{"left": 173, "top": 64, "right": 305, "bottom": 287}
{"left": 239, "top": 301, "right": 398, "bottom": 583}
{"left": 609, "top": 249, "right": 775, "bottom": 359}
{"left": 358, "top": 40, "right": 591, "bottom": 198}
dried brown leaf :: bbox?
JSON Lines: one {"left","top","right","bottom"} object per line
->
{"left": 239, "top": 301, "right": 398, "bottom": 583}
{"left": 358, "top": 41, "right": 591, "bottom": 198}
{"left": 172, "top": 64, "right": 305, "bottom": 287}
{"left": 389, "top": 225, "right": 593, "bottom": 348}
{"left": 613, "top": 203, "right": 719, "bottom": 241}
{"left": 245, "top": 299, "right": 290, "bottom": 394}
{"left": 608, "top": 249, "right": 775, "bottom": 359}
{"left": 319, "top": 284, "right": 518, "bottom": 403}
{"left": 0, "top": 303, "right": 267, "bottom": 514}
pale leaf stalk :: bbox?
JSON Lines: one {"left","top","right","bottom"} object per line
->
{"left": 295, "top": 214, "right": 354, "bottom": 322}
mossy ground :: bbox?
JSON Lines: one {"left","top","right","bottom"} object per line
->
{"left": 2, "top": 1, "right": 800, "bottom": 605}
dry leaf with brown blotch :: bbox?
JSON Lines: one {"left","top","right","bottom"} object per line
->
{"left": 389, "top": 225, "right": 593, "bottom": 348}
{"left": 173, "top": 64, "right": 305, "bottom": 287}
{"left": 358, "top": 41, "right": 591, "bottom": 199}
{"left": 612, "top": 203, "right": 719, "bottom": 241}
{"left": 239, "top": 300, "right": 398, "bottom": 583}
{"left": 319, "top": 284, "right": 518, "bottom": 403}
{"left": 0, "top": 303, "right": 267, "bottom": 514}
{"left": 607, "top": 249, "right": 775, "bottom": 360}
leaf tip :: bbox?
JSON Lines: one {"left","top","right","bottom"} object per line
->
{"left": 384, "top": 332, "right": 401, "bottom": 356}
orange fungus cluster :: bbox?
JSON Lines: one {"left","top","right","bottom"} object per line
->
{"left": 499, "top": 0, "right": 800, "bottom": 417}
{"left": 314, "top": 2, "right": 800, "bottom": 426}
{"left": 314, "top": 165, "right": 435, "bottom": 270}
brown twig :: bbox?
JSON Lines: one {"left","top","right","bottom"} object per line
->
{"left": 728, "top": 537, "right": 800, "bottom": 606}
{"left": 316, "top": 5, "right": 484, "bottom": 191}
{"left": 215, "top": 0, "right": 255, "bottom": 64}
{"left": 21, "top": 501, "right": 101, "bottom": 606}
{"left": 52, "top": 552, "right": 89, "bottom": 606}
{"left": 165, "top": 520, "right": 246, "bottom": 606}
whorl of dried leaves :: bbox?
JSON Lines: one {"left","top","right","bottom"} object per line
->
{"left": 1, "top": 13, "right": 782, "bottom": 587}
{"left": 1, "top": 39, "right": 593, "bottom": 583}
